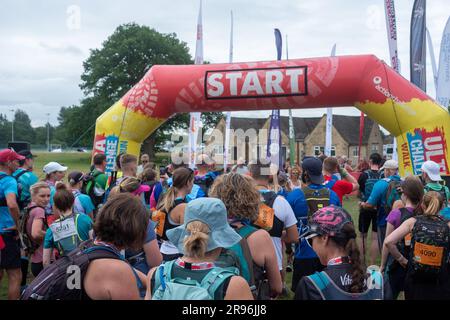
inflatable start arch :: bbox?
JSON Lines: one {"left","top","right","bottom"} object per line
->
{"left": 92, "top": 54, "right": 450, "bottom": 178}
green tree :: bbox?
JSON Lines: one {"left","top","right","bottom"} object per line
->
{"left": 13, "top": 109, "right": 35, "bottom": 143}
{"left": 62, "top": 22, "right": 223, "bottom": 157}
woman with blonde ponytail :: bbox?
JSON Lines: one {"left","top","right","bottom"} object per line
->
{"left": 385, "top": 191, "right": 450, "bottom": 300}
{"left": 145, "top": 198, "right": 253, "bottom": 300}
{"left": 154, "top": 167, "right": 194, "bottom": 262}
{"left": 295, "top": 205, "right": 390, "bottom": 300}
{"left": 380, "top": 176, "right": 424, "bottom": 299}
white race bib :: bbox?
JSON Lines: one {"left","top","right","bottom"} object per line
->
{"left": 50, "top": 217, "right": 78, "bottom": 242}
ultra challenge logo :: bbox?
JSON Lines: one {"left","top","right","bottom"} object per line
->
{"left": 402, "top": 127, "right": 449, "bottom": 175}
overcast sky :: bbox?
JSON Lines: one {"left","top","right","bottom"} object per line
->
{"left": 0, "top": 0, "right": 449, "bottom": 127}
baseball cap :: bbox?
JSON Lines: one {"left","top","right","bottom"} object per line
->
{"left": 302, "top": 157, "right": 324, "bottom": 184}
{"left": 381, "top": 159, "right": 398, "bottom": 170}
{"left": 43, "top": 162, "right": 68, "bottom": 174}
{"left": 0, "top": 149, "right": 25, "bottom": 162}
{"left": 18, "top": 150, "right": 36, "bottom": 159}
{"left": 302, "top": 205, "right": 355, "bottom": 240}
{"left": 421, "top": 160, "right": 443, "bottom": 181}
{"left": 68, "top": 171, "right": 84, "bottom": 185}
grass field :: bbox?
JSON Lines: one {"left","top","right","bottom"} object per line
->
{"left": 0, "top": 152, "right": 378, "bottom": 300}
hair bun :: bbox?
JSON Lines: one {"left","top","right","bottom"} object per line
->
{"left": 55, "top": 181, "right": 68, "bottom": 191}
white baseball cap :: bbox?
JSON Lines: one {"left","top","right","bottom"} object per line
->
{"left": 43, "top": 162, "right": 68, "bottom": 174}
{"left": 421, "top": 160, "right": 443, "bottom": 181}
{"left": 381, "top": 159, "right": 398, "bottom": 170}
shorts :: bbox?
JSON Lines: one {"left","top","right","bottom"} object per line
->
{"left": 0, "top": 233, "right": 22, "bottom": 270}
{"left": 358, "top": 208, "right": 378, "bottom": 233}
{"left": 291, "top": 257, "right": 324, "bottom": 292}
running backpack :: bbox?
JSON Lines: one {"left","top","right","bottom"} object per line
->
{"left": 253, "top": 191, "right": 284, "bottom": 237}
{"left": 0, "top": 172, "right": 28, "bottom": 210}
{"left": 361, "top": 170, "right": 381, "bottom": 201}
{"left": 81, "top": 170, "right": 104, "bottom": 209}
{"left": 19, "top": 205, "right": 47, "bottom": 255}
{"left": 384, "top": 179, "right": 402, "bottom": 214}
{"left": 50, "top": 214, "right": 83, "bottom": 256}
{"left": 302, "top": 186, "right": 331, "bottom": 217}
{"left": 20, "top": 240, "right": 123, "bottom": 300}
{"left": 152, "top": 260, "right": 239, "bottom": 300}
{"left": 409, "top": 215, "right": 450, "bottom": 279}
{"left": 424, "top": 184, "right": 450, "bottom": 206}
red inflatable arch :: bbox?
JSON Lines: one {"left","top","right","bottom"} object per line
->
{"left": 93, "top": 54, "right": 450, "bottom": 178}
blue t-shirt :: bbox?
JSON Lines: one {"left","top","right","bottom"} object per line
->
{"left": 44, "top": 213, "right": 93, "bottom": 250}
{"left": 13, "top": 168, "right": 38, "bottom": 204}
{"left": 441, "top": 207, "right": 450, "bottom": 220}
{"left": 73, "top": 190, "right": 95, "bottom": 216}
{"left": 294, "top": 184, "right": 341, "bottom": 260}
{"left": 125, "top": 220, "right": 157, "bottom": 274}
{"left": 0, "top": 172, "right": 18, "bottom": 234}
{"left": 278, "top": 188, "right": 309, "bottom": 221}
{"left": 367, "top": 175, "right": 401, "bottom": 227}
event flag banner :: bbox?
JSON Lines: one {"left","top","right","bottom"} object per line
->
{"left": 325, "top": 44, "right": 336, "bottom": 157}
{"left": 223, "top": 11, "right": 233, "bottom": 172}
{"left": 267, "top": 28, "right": 283, "bottom": 169}
{"left": 410, "top": 0, "right": 427, "bottom": 92}
{"left": 426, "top": 27, "right": 438, "bottom": 90}
{"left": 188, "top": 0, "right": 203, "bottom": 169}
{"left": 437, "top": 17, "right": 450, "bottom": 109}
{"left": 384, "top": 0, "right": 400, "bottom": 160}
{"left": 285, "top": 33, "right": 296, "bottom": 167}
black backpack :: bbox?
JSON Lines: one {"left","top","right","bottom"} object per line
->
{"left": 19, "top": 205, "right": 47, "bottom": 255}
{"left": 21, "top": 240, "right": 123, "bottom": 300}
{"left": 0, "top": 171, "right": 29, "bottom": 210}
{"left": 81, "top": 170, "right": 104, "bottom": 209}
{"left": 301, "top": 186, "right": 331, "bottom": 216}
{"left": 409, "top": 215, "right": 450, "bottom": 279}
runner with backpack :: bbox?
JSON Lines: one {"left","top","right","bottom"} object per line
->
{"left": 153, "top": 167, "right": 194, "bottom": 262}
{"left": 360, "top": 159, "right": 401, "bottom": 253}
{"left": 209, "top": 173, "right": 282, "bottom": 299}
{"left": 42, "top": 183, "right": 93, "bottom": 267}
{"left": 357, "top": 152, "right": 382, "bottom": 266}
{"left": 291, "top": 157, "right": 340, "bottom": 292}
{"left": 247, "top": 162, "right": 299, "bottom": 295}
{"left": 68, "top": 171, "right": 96, "bottom": 220}
{"left": 22, "top": 193, "right": 149, "bottom": 300}
{"left": 13, "top": 150, "right": 38, "bottom": 211}
{"left": 421, "top": 160, "right": 450, "bottom": 208}
{"left": 323, "top": 156, "right": 359, "bottom": 204}
{"left": 139, "top": 168, "right": 158, "bottom": 210}
{"left": 379, "top": 176, "right": 424, "bottom": 299}
{"left": 0, "top": 149, "right": 25, "bottom": 300}
{"left": 384, "top": 191, "right": 450, "bottom": 300}
{"left": 81, "top": 153, "right": 108, "bottom": 213}
{"left": 192, "top": 154, "right": 217, "bottom": 199}
{"left": 42, "top": 161, "right": 68, "bottom": 218}
{"left": 145, "top": 197, "right": 254, "bottom": 300}
{"left": 295, "top": 205, "right": 390, "bottom": 300}
{"left": 21, "top": 182, "right": 51, "bottom": 278}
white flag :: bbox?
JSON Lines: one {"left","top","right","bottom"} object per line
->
{"left": 325, "top": 44, "right": 336, "bottom": 157}
{"left": 223, "top": 11, "right": 233, "bottom": 172}
{"left": 188, "top": 0, "right": 204, "bottom": 169}
{"left": 426, "top": 28, "right": 438, "bottom": 90}
{"left": 437, "top": 17, "right": 450, "bottom": 109}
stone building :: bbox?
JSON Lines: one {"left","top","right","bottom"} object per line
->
{"left": 206, "top": 114, "right": 392, "bottom": 165}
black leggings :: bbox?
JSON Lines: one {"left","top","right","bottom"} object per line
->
{"left": 31, "top": 262, "right": 44, "bottom": 278}
{"left": 20, "top": 258, "right": 29, "bottom": 286}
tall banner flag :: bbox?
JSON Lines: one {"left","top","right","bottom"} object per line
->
{"left": 325, "top": 44, "right": 336, "bottom": 157}
{"left": 267, "top": 28, "right": 283, "bottom": 170}
{"left": 223, "top": 10, "right": 233, "bottom": 172}
{"left": 285, "top": 34, "right": 296, "bottom": 167}
{"left": 188, "top": 0, "right": 203, "bottom": 169}
{"left": 384, "top": 0, "right": 400, "bottom": 160}
{"left": 410, "top": 0, "right": 427, "bottom": 92}
{"left": 426, "top": 28, "right": 438, "bottom": 90}
{"left": 437, "top": 17, "right": 450, "bottom": 109}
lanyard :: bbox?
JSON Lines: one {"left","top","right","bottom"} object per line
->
{"left": 327, "top": 256, "right": 351, "bottom": 266}
{"left": 175, "top": 258, "right": 215, "bottom": 270}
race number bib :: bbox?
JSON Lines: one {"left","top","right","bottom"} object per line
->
{"left": 152, "top": 210, "right": 166, "bottom": 237}
{"left": 50, "top": 217, "right": 78, "bottom": 242}
{"left": 254, "top": 204, "right": 274, "bottom": 231}
{"left": 413, "top": 242, "right": 444, "bottom": 267}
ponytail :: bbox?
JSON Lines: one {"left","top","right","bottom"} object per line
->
{"left": 423, "top": 191, "right": 444, "bottom": 216}
{"left": 183, "top": 221, "right": 210, "bottom": 258}
{"left": 53, "top": 182, "right": 74, "bottom": 212}
{"left": 158, "top": 186, "right": 176, "bottom": 213}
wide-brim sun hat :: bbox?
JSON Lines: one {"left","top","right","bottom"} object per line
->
{"left": 167, "top": 198, "right": 242, "bottom": 254}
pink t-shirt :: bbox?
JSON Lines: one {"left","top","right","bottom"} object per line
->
{"left": 26, "top": 203, "right": 46, "bottom": 264}
{"left": 386, "top": 207, "right": 414, "bottom": 229}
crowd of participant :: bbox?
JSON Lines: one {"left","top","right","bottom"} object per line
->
{"left": 0, "top": 147, "right": 449, "bottom": 300}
